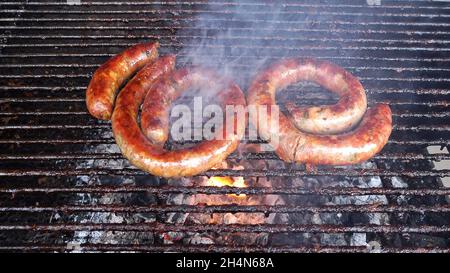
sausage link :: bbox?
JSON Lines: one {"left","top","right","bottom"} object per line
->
{"left": 273, "top": 104, "right": 391, "bottom": 164}
{"left": 248, "top": 58, "right": 392, "bottom": 165}
{"left": 86, "top": 42, "right": 159, "bottom": 120}
{"left": 140, "top": 68, "right": 226, "bottom": 145}
{"left": 252, "top": 58, "right": 367, "bottom": 134}
{"left": 112, "top": 65, "right": 246, "bottom": 177}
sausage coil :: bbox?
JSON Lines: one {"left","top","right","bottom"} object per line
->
{"left": 112, "top": 63, "right": 247, "bottom": 177}
{"left": 86, "top": 42, "right": 159, "bottom": 120}
{"left": 247, "top": 57, "right": 392, "bottom": 165}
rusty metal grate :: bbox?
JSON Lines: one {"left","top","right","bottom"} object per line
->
{"left": 0, "top": 0, "right": 449, "bottom": 253}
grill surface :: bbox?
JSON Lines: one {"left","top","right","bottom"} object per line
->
{"left": 0, "top": 0, "right": 449, "bottom": 253}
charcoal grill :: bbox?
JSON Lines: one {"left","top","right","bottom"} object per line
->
{"left": 0, "top": 0, "right": 449, "bottom": 253}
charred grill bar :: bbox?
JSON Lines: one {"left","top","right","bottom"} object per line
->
{"left": 0, "top": 0, "right": 449, "bottom": 252}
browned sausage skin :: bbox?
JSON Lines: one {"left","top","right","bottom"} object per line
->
{"left": 251, "top": 58, "right": 367, "bottom": 134}
{"left": 248, "top": 58, "right": 392, "bottom": 165}
{"left": 112, "top": 65, "right": 247, "bottom": 177}
{"left": 140, "top": 68, "right": 235, "bottom": 145}
{"left": 272, "top": 104, "right": 392, "bottom": 164}
{"left": 86, "top": 42, "right": 159, "bottom": 120}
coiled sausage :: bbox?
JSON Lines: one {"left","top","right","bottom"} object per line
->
{"left": 247, "top": 57, "right": 392, "bottom": 165}
{"left": 112, "top": 63, "right": 247, "bottom": 177}
{"left": 86, "top": 42, "right": 159, "bottom": 120}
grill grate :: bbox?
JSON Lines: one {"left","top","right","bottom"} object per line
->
{"left": 0, "top": 0, "right": 449, "bottom": 253}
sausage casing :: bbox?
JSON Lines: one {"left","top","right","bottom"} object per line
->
{"left": 251, "top": 58, "right": 367, "bottom": 135}
{"left": 86, "top": 42, "right": 159, "bottom": 120}
{"left": 112, "top": 65, "right": 247, "bottom": 177}
{"left": 248, "top": 58, "right": 392, "bottom": 165}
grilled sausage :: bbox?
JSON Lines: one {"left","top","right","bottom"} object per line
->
{"left": 247, "top": 58, "right": 392, "bottom": 165}
{"left": 86, "top": 42, "right": 159, "bottom": 120}
{"left": 252, "top": 58, "right": 367, "bottom": 134}
{"left": 112, "top": 64, "right": 247, "bottom": 177}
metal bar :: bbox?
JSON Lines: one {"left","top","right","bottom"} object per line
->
{"left": 0, "top": 152, "right": 448, "bottom": 161}
{"left": 3, "top": 54, "right": 450, "bottom": 63}
{"left": 1, "top": 85, "right": 449, "bottom": 95}
{"left": 0, "top": 169, "right": 448, "bottom": 177}
{"left": 3, "top": 71, "right": 450, "bottom": 80}
{"left": 3, "top": 63, "right": 450, "bottom": 73}
{"left": 1, "top": 204, "right": 449, "bottom": 213}
{"left": 3, "top": 96, "right": 450, "bottom": 105}
{"left": 1, "top": 186, "right": 449, "bottom": 196}
{"left": 2, "top": 245, "right": 449, "bottom": 253}
{"left": 0, "top": 138, "right": 445, "bottom": 146}
{"left": 3, "top": 2, "right": 450, "bottom": 10}
{"left": 4, "top": 36, "right": 450, "bottom": 46}
{"left": 0, "top": 139, "right": 446, "bottom": 146}
{"left": 3, "top": 16, "right": 450, "bottom": 25}
{"left": 2, "top": 9, "right": 450, "bottom": 18}
{"left": 3, "top": 43, "right": 450, "bottom": 53}
{"left": 0, "top": 224, "right": 448, "bottom": 233}
{"left": 0, "top": 112, "right": 448, "bottom": 118}
{"left": 0, "top": 113, "right": 448, "bottom": 121}
{"left": 0, "top": 125, "right": 448, "bottom": 132}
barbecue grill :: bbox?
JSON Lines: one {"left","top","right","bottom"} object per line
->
{"left": 0, "top": 0, "right": 449, "bottom": 253}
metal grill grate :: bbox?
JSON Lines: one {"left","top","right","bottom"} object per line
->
{"left": 0, "top": 0, "right": 449, "bottom": 252}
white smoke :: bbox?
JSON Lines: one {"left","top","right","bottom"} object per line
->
{"left": 175, "top": 0, "right": 287, "bottom": 87}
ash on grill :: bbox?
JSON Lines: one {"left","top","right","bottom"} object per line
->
{"left": 64, "top": 142, "right": 389, "bottom": 250}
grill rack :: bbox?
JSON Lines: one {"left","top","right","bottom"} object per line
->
{"left": 0, "top": 0, "right": 449, "bottom": 253}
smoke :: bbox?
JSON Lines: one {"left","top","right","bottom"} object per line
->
{"left": 168, "top": 0, "right": 354, "bottom": 145}
{"left": 175, "top": 0, "right": 288, "bottom": 88}
{"left": 168, "top": 1, "right": 312, "bottom": 145}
